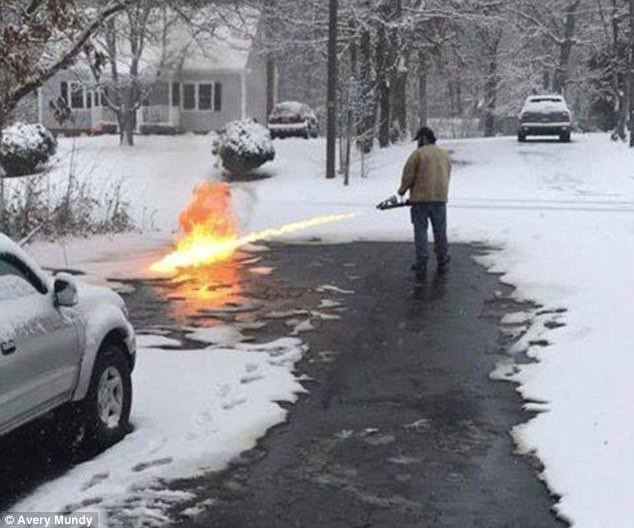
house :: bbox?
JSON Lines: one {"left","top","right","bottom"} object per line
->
{"left": 34, "top": 12, "right": 275, "bottom": 135}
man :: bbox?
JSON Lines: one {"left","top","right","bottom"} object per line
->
{"left": 398, "top": 126, "right": 452, "bottom": 275}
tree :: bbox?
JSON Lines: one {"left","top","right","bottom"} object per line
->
{"left": 0, "top": 0, "right": 133, "bottom": 129}
{"left": 326, "top": 0, "right": 338, "bottom": 179}
{"left": 86, "top": 1, "right": 179, "bottom": 146}
{"left": 0, "top": 0, "right": 132, "bottom": 229}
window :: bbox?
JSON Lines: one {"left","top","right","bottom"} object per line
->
{"left": 70, "top": 83, "right": 85, "bottom": 109}
{"left": 61, "top": 81, "right": 87, "bottom": 109}
{"left": 180, "top": 82, "right": 222, "bottom": 111}
{"left": 171, "top": 82, "right": 180, "bottom": 107}
{"left": 214, "top": 82, "right": 222, "bottom": 111}
{"left": 183, "top": 83, "right": 196, "bottom": 110}
{"left": 198, "top": 83, "right": 212, "bottom": 110}
{"left": 0, "top": 254, "right": 46, "bottom": 299}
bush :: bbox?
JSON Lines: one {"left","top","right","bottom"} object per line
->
{"left": 0, "top": 122, "right": 57, "bottom": 177}
{"left": 215, "top": 119, "right": 275, "bottom": 174}
{"left": 0, "top": 173, "right": 135, "bottom": 240}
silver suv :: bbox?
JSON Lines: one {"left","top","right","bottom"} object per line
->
{"left": 0, "top": 234, "right": 135, "bottom": 449}
{"left": 518, "top": 94, "right": 572, "bottom": 143}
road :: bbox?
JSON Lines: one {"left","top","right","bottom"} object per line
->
{"left": 166, "top": 242, "right": 567, "bottom": 528}
{"left": 0, "top": 241, "right": 566, "bottom": 527}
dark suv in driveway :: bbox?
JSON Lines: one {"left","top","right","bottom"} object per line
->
{"left": 518, "top": 95, "right": 572, "bottom": 142}
{"left": 268, "top": 101, "right": 319, "bottom": 139}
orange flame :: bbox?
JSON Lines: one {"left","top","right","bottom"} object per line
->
{"left": 151, "top": 182, "right": 357, "bottom": 274}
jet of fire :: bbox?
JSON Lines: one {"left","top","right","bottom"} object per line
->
{"left": 151, "top": 182, "right": 357, "bottom": 273}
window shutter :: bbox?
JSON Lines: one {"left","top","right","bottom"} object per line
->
{"left": 172, "top": 82, "right": 180, "bottom": 107}
{"left": 214, "top": 82, "right": 222, "bottom": 111}
{"left": 61, "top": 82, "right": 69, "bottom": 105}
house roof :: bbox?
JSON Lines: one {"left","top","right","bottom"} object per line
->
{"left": 177, "top": 12, "right": 260, "bottom": 73}
{"left": 82, "top": 7, "right": 260, "bottom": 80}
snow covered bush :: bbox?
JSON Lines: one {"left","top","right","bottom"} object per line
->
{"left": 0, "top": 122, "right": 57, "bottom": 177}
{"left": 215, "top": 119, "right": 275, "bottom": 174}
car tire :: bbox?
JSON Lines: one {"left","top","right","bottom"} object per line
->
{"left": 518, "top": 132, "right": 527, "bottom": 142}
{"left": 560, "top": 131, "right": 571, "bottom": 143}
{"left": 79, "top": 341, "right": 132, "bottom": 451}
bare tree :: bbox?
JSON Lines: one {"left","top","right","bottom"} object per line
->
{"left": 0, "top": 0, "right": 133, "bottom": 129}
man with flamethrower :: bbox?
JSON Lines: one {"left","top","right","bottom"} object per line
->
{"left": 378, "top": 126, "right": 452, "bottom": 276}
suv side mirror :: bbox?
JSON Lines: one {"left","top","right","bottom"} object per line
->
{"left": 54, "top": 273, "right": 78, "bottom": 307}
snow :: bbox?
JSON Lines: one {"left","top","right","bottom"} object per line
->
{"left": 521, "top": 95, "right": 569, "bottom": 113}
{"left": 9, "top": 131, "right": 634, "bottom": 527}
{"left": 270, "top": 101, "right": 316, "bottom": 119}
{"left": 222, "top": 118, "right": 275, "bottom": 159}
{"left": 12, "top": 338, "right": 308, "bottom": 523}
{"left": 1, "top": 123, "right": 56, "bottom": 154}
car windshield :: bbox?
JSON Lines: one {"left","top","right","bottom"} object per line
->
{"left": 527, "top": 97, "right": 563, "bottom": 104}
{"left": 271, "top": 102, "right": 310, "bottom": 117}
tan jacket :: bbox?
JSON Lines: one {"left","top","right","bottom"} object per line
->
{"left": 398, "top": 144, "right": 451, "bottom": 202}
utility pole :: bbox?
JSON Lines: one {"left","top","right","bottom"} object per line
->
{"left": 630, "top": 0, "right": 634, "bottom": 146}
{"left": 326, "top": 0, "right": 338, "bottom": 179}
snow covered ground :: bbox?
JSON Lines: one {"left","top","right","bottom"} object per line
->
{"left": 9, "top": 132, "right": 634, "bottom": 527}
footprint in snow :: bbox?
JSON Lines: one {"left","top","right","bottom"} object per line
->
{"left": 132, "top": 457, "right": 174, "bottom": 472}
{"left": 81, "top": 472, "right": 110, "bottom": 491}
{"left": 215, "top": 383, "right": 231, "bottom": 398}
{"left": 245, "top": 362, "right": 259, "bottom": 373}
{"left": 222, "top": 395, "right": 248, "bottom": 410}
{"left": 240, "top": 373, "right": 265, "bottom": 385}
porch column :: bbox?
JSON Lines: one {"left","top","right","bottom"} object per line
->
{"left": 240, "top": 71, "right": 247, "bottom": 120}
{"left": 168, "top": 80, "right": 173, "bottom": 125}
{"left": 37, "top": 88, "right": 43, "bottom": 124}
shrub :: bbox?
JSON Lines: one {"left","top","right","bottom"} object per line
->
{"left": 0, "top": 173, "right": 135, "bottom": 240}
{"left": 215, "top": 119, "right": 275, "bottom": 174}
{"left": 0, "top": 122, "right": 57, "bottom": 177}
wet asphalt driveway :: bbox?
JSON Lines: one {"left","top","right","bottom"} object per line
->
{"left": 166, "top": 242, "right": 566, "bottom": 528}
{"left": 0, "top": 241, "right": 566, "bottom": 527}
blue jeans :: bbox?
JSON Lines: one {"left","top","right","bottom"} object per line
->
{"left": 410, "top": 202, "right": 449, "bottom": 266}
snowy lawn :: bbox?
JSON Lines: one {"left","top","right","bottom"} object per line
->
{"left": 11, "top": 132, "right": 634, "bottom": 528}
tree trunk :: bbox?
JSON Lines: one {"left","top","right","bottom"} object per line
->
{"left": 613, "top": 89, "right": 628, "bottom": 141}
{"left": 124, "top": 110, "right": 135, "bottom": 146}
{"left": 418, "top": 51, "right": 428, "bottom": 128}
{"left": 629, "top": 0, "right": 634, "bottom": 146}
{"left": 0, "top": 115, "right": 4, "bottom": 231}
{"left": 376, "top": 23, "right": 390, "bottom": 148}
{"left": 483, "top": 55, "right": 498, "bottom": 137}
{"left": 553, "top": 0, "right": 581, "bottom": 94}
{"left": 483, "top": 32, "right": 501, "bottom": 138}
{"left": 325, "top": 0, "right": 338, "bottom": 179}
{"left": 358, "top": 29, "right": 374, "bottom": 153}
{"left": 393, "top": 57, "right": 408, "bottom": 139}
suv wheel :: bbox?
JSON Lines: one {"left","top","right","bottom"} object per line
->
{"left": 518, "top": 131, "right": 527, "bottom": 142}
{"left": 81, "top": 341, "right": 132, "bottom": 450}
{"left": 560, "top": 131, "right": 571, "bottom": 143}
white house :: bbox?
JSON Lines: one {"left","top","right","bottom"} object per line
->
{"left": 34, "top": 12, "right": 274, "bottom": 135}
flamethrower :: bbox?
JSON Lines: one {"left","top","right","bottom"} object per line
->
{"left": 376, "top": 195, "right": 411, "bottom": 210}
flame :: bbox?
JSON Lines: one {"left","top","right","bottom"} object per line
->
{"left": 151, "top": 181, "right": 357, "bottom": 274}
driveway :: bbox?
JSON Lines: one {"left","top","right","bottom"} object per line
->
{"left": 168, "top": 241, "right": 566, "bottom": 528}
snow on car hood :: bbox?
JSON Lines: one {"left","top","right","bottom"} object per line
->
{"left": 76, "top": 281, "right": 125, "bottom": 312}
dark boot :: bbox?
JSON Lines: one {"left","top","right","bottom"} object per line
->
{"left": 437, "top": 256, "right": 450, "bottom": 274}
{"left": 411, "top": 262, "right": 427, "bottom": 273}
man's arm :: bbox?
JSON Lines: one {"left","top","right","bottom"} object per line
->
{"left": 398, "top": 151, "right": 420, "bottom": 196}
